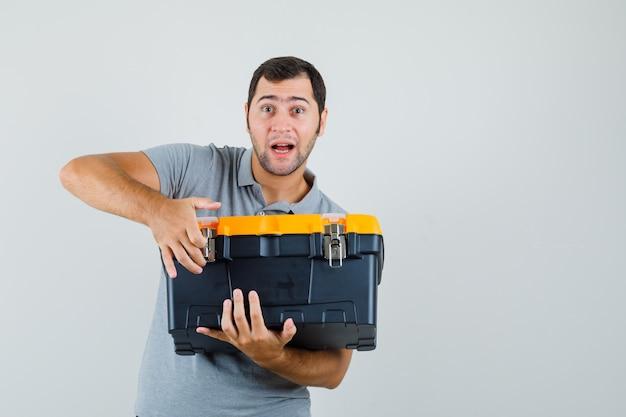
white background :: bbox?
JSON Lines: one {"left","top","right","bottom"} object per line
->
{"left": 1, "top": 1, "right": 625, "bottom": 416}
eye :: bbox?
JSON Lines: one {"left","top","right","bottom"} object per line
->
{"left": 293, "top": 107, "right": 305, "bottom": 114}
{"left": 261, "top": 105, "right": 273, "bottom": 112}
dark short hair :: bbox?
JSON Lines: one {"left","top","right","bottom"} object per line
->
{"left": 247, "top": 56, "right": 326, "bottom": 117}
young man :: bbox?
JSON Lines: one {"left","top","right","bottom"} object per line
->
{"left": 59, "top": 56, "right": 352, "bottom": 417}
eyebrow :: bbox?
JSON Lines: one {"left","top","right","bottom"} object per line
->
{"left": 256, "top": 95, "right": 310, "bottom": 105}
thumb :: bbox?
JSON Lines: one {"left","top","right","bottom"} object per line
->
{"left": 190, "top": 197, "right": 221, "bottom": 210}
{"left": 280, "top": 318, "right": 297, "bottom": 344}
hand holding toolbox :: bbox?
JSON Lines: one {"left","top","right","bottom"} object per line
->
{"left": 164, "top": 213, "right": 384, "bottom": 355}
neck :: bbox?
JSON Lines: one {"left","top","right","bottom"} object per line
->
{"left": 251, "top": 153, "right": 311, "bottom": 205}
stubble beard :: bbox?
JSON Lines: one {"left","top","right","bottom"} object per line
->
{"left": 251, "top": 134, "right": 317, "bottom": 176}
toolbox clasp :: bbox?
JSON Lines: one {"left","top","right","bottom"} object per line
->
{"left": 322, "top": 214, "right": 347, "bottom": 268}
{"left": 197, "top": 217, "right": 218, "bottom": 262}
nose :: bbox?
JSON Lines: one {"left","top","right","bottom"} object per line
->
{"left": 270, "top": 109, "right": 293, "bottom": 134}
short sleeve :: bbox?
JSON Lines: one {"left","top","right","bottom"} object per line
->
{"left": 141, "top": 143, "right": 215, "bottom": 198}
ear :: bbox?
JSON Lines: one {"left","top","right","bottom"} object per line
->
{"left": 318, "top": 107, "right": 328, "bottom": 137}
{"left": 244, "top": 102, "right": 250, "bottom": 132}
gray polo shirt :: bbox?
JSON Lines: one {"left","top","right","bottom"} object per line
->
{"left": 135, "top": 143, "right": 345, "bottom": 417}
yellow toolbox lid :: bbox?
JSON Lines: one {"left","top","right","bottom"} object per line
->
{"left": 197, "top": 213, "right": 382, "bottom": 236}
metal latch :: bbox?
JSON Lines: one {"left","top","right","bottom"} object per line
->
{"left": 322, "top": 214, "right": 347, "bottom": 268}
{"left": 197, "top": 217, "right": 218, "bottom": 263}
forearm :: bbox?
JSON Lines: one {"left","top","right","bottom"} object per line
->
{"left": 59, "top": 155, "right": 164, "bottom": 226}
{"left": 257, "top": 347, "right": 352, "bottom": 389}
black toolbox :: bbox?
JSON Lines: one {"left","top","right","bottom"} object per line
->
{"left": 164, "top": 213, "right": 384, "bottom": 354}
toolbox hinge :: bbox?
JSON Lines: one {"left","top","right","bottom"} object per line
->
{"left": 323, "top": 222, "right": 346, "bottom": 268}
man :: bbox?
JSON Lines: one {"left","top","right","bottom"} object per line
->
{"left": 59, "top": 56, "right": 352, "bottom": 417}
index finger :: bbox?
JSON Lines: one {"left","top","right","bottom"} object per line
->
{"left": 248, "top": 290, "right": 266, "bottom": 334}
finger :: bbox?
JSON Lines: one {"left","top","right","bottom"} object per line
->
{"left": 190, "top": 197, "right": 222, "bottom": 210}
{"left": 160, "top": 246, "right": 177, "bottom": 278}
{"left": 280, "top": 318, "right": 297, "bottom": 345}
{"left": 171, "top": 242, "right": 203, "bottom": 274}
{"left": 196, "top": 327, "right": 229, "bottom": 342}
{"left": 220, "top": 298, "right": 238, "bottom": 340}
{"left": 232, "top": 289, "right": 251, "bottom": 339}
{"left": 248, "top": 290, "right": 266, "bottom": 334}
{"left": 186, "top": 223, "right": 207, "bottom": 248}
{"left": 180, "top": 236, "right": 206, "bottom": 268}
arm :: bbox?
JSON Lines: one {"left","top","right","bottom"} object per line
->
{"left": 260, "top": 344, "right": 352, "bottom": 389}
{"left": 59, "top": 152, "right": 164, "bottom": 225}
{"left": 197, "top": 289, "right": 353, "bottom": 389}
{"left": 58, "top": 152, "right": 220, "bottom": 277}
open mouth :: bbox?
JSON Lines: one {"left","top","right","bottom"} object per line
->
{"left": 271, "top": 143, "right": 295, "bottom": 155}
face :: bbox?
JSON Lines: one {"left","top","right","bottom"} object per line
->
{"left": 245, "top": 74, "right": 327, "bottom": 176}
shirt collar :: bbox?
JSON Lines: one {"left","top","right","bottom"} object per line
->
{"left": 237, "top": 147, "right": 256, "bottom": 187}
{"left": 237, "top": 147, "right": 322, "bottom": 214}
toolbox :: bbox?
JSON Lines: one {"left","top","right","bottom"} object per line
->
{"left": 165, "top": 213, "right": 384, "bottom": 355}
